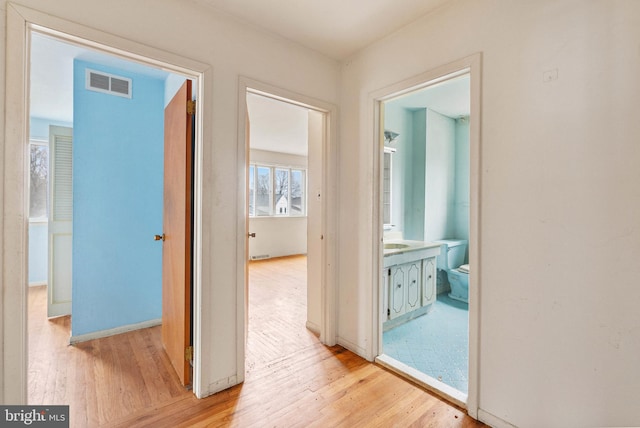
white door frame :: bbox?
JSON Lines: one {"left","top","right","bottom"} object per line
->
{"left": 369, "top": 53, "right": 482, "bottom": 417}
{"left": 2, "top": 3, "right": 212, "bottom": 402}
{"left": 236, "top": 77, "right": 338, "bottom": 377}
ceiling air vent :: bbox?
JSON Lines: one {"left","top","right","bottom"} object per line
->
{"left": 86, "top": 69, "right": 132, "bottom": 98}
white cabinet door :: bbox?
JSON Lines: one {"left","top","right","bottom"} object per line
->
{"left": 389, "top": 264, "right": 406, "bottom": 319}
{"left": 422, "top": 257, "right": 437, "bottom": 307}
{"left": 405, "top": 262, "right": 421, "bottom": 312}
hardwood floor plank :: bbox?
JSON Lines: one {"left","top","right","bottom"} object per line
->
{"left": 28, "top": 256, "right": 486, "bottom": 427}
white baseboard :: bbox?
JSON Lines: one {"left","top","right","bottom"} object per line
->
{"left": 28, "top": 281, "right": 47, "bottom": 287}
{"left": 305, "top": 320, "right": 320, "bottom": 335}
{"left": 478, "top": 409, "right": 518, "bottom": 428}
{"left": 336, "top": 336, "right": 369, "bottom": 360}
{"left": 207, "top": 375, "right": 240, "bottom": 396}
{"left": 70, "top": 318, "right": 161, "bottom": 344}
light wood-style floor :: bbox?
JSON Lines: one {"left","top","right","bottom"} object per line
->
{"left": 28, "top": 255, "right": 485, "bottom": 427}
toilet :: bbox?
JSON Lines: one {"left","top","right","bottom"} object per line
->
{"left": 435, "top": 239, "right": 469, "bottom": 303}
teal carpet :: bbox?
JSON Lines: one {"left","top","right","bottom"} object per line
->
{"left": 382, "top": 293, "right": 469, "bottom": 393}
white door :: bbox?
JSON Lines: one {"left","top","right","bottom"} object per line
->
{"left": 48, "top": 125, "right": 73, "bottom": 318}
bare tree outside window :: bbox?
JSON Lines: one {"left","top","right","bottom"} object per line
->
{"left": 256, "top": 166, "right": 271, "bottom": 216}
{"left": 248, "top": 163, "right": 306, "bottom": 217}
{"left": 274, "top": 168, "right": 289, "bottom": 215}
{"left": 30, "top": 143, "right": 49, "bottom": 219}
{"left": 291, "top": 169, "right": 304, "bottom": 215}
{"left": 248, "top": 165, "right": 255, "bottom": 216}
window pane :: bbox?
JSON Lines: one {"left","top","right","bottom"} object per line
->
{"left": 274, "top": 168, "right": 289, "bottom": 215}
{"left": 256, "top": 166, "right": 271, "bottom": 216}
{"left": 291, "top": 169, "right": 304, "bottom": 215}
{"left": 30, "top": 144, "right": 49, "bottom": 218}
{"left": 248, "top": 165, "right": 255, "bottom": 216}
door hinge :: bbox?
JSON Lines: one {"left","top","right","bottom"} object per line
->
{"left": 185, "top": 345, "right": 193, "bottom": 362}
{"left": 187, "top": 100, "right": 196, "bottom": 115}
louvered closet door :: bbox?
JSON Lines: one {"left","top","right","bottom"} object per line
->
{"left": 48, "top": 125, "right": 73, "bottom": 318}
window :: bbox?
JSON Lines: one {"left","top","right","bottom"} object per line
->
{"left": 249, "top": 163, "right": 306, "bottom": 217}
{"left": 274, "top": 168, "right": 289, "bottom": 215}
{"left": 29, "top": 141, "right": 49, "bottom": 220}
{"left": 256, "top": 166, "right": 271, "bottom": 216}
{"left": 248, "top": 165, "right": 255, "bottom": 216}
{"left": 290, "top": 169, "right": 304, "bottom": 215}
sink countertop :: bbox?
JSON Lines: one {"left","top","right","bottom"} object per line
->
{"left": 383, "top": 240, "right": 442, "bottom": 268}
{"left": 383, "top": 240, "right": 441, "bottom": 255}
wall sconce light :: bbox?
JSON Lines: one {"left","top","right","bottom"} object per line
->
{"left": 384, "top": 130, "right": 399, "bottom": 144}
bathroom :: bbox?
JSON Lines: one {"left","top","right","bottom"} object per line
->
{"left": 380, "top": 73, "right": 470, "bottom": 396}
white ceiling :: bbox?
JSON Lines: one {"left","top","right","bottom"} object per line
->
{"left": 191, "top": 0, "right": 452, "bottom": 59}
{"left": 247, "top": 93, "right": 310, "bottom": 157}
{"left": 386, "top": 74, "right": 470, "bottom": 118}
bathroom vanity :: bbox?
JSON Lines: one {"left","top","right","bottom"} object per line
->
{"left": 383, "top": 240, "right": 441, "bottom": 329}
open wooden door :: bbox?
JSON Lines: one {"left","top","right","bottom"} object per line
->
{"left": 161, "top": 80, "right": 193, "bottom": 386}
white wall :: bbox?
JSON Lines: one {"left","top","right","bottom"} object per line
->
{"left": 0, "top": 0, "right": 339, "bottom": 402}
{"left": 248, "top": 217, "right": 306, "bottom": 259}
{"left": 338, "top": 1, "right": 640, "bottom": 427}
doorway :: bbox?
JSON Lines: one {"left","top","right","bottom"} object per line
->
{"left": 238, "top": 80, "right": 338, "bottom": 378}
{"left": 5, "top": 14, "right": 210, "bottom": 402}
{"left": 28, "top": 28, "right": 195, "bottom": 386}
{"left": 371, "top": 55, "right": 482, "bottom": 413}
{"left": 245, "top": 90, "right": 321, "bottom": 367}
{"left": 29, "top": 31, "right": 187, "bottom": 332}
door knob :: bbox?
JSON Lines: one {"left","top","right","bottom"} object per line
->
{"left": 154, "top": 234, "right": 165, "bottom": 241}
{"left": 248, "top": 232, "right": 256, "bottom": 238}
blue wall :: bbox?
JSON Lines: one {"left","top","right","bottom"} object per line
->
{"left": 164, "top": 74, "right": 187, "bottom": 107}
{"left": 29, "top": 117, "right": 73, "bottom": 285}
{"left": 454, "top": 117, "right": 470, "bottom": 247}
{"left": 383, "top": 105, "right": 470, "bottom": 244}
{"left": 28, "top": 222, "right": 48, "bottom": 285}
{"left": 72, "top": 60, "right": 164, "bottom": 336}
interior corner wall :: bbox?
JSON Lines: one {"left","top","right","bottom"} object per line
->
{"left": 338, "top": 0, "right": 640, "bottom": 427}
{"left": 164, "top": 74, "right": 187, "bottom": 107}
{"left": 71, "top": 59, "right": 164, "bottom": 337}
{"left": 424, "top": 108, "right": 456, "bottom": 242}
{"left": 405, "top": 108, "right": 427, "bottom": 240}
{"left": 454, "top": 117, "right": 470, "bottom": 251}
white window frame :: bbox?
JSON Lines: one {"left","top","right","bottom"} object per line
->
{"left": 249, "top": 162, "right": 307, "bottom": 218}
